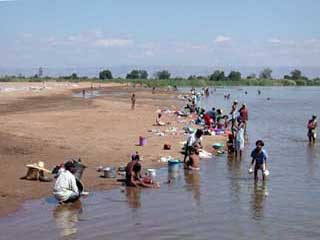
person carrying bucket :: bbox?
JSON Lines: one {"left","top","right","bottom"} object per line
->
{"left": 249, "top": 140, "right": 269, "bottom": 181}
{"left": 307, "top": 115, "right": 317, "bottom": 143}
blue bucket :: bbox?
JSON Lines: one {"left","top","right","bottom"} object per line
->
{"left": 168, "top": 159, "right": 181, "bottom": 172}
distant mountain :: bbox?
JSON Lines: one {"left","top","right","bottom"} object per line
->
{"left": 1, "top": 65, "right": 320, "bottom": 79}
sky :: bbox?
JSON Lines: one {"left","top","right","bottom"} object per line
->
{"left": 0, "top": 0, "right": 320, "bottom": 69}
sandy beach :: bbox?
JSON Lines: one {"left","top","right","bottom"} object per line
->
{"left": 0, "top": 82, "right": 222, "bottom": 218}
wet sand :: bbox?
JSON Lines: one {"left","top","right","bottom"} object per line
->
{"left": 0, "top": 82, "right": 222, "bottom": 218}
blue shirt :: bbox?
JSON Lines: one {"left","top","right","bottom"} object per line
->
{"left": 251, "top": 149, "right": 268, "bottom": 165}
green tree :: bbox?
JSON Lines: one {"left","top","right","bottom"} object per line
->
{"left": 99, "top": 70, "right": 113, "bottom": 80}
{"left": 140, "top": 70, "right": 148, "bottom": 79}
{"left": 246, "top": 73, "right": 256, "bottom": 79}
{"left": 209, "top": 70, "right": 225, "bottom": 81}
{"left": 227, "top": 71, "right": 241, "bottom": 81}
{"left": 155, "top": 70, "right": 171, "bottom": 80}
{"left": 188, "top": 75, "right": 197, "bottom": 80}
{"left": 290, "top": 69, "right": 302, "bottom": 80}
{"left": 126, "top": 69, "right": 148, "bottom": 79}
{"left": 259, "top": 68, "right": 272, "bottom": 79}
{"left": 71, "top": 73, "right": 78, "bottom": 79}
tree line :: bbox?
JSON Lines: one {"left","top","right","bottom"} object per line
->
{"left": 1, "top": 68, "right": 320, "bottom": 86}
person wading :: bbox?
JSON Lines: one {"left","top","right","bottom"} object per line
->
{"left": 131, "top": 93, "right": 136, "bottom": 110}
{"left": 307, "top": 115, "right": 317, "bottom": 143}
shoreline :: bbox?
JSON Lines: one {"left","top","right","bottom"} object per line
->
{"left": 0, "top": 82, "right": 224, "bottom": 219}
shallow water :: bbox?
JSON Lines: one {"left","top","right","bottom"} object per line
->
{"left": 1, "top": 87, "right": 320, "bottom": 240}
{"left": 73, "top": 90, "right": 104, "bottom": 99}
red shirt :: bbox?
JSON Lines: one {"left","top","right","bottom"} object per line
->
{"left": 240, "top": 108, "right": 248, "bottom": 121}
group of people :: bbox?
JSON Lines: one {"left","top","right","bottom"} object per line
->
{"left": 53, "top": 87, "right": 318, "bottom": 204}
{"left": 181, "top": 88, "right": 271, "bottom": 181}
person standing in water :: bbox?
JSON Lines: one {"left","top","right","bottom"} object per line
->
{"left": 307, "top": 115, "right": 317, "bottom": 143}
{"left": 131, "top": 93, "right": 136, "bottom": 110}
{"left": 235, "top": 123, "right": 245, "bottom": 159}
{"left": 230, "top": 100, "right": 238, "bottom": 133}
{"left": 250, "top": 140, "right": 268, "bottom": 181}
{"left": 239, "top": 104, "right": 249, "bottom": 135}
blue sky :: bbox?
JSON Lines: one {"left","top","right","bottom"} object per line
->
{"left": 1, "top": 0, "right": 320, "bottom": 68}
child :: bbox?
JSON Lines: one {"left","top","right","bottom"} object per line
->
{"left": 250, "top": 140, "right": 268, "bottom": 181}
{"left": 185, "top": 147, "right": 200, "bottom": 170}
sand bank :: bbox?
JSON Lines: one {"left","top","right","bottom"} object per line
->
{"left": 0, "top": 82, "right": 224, "bottom": 218}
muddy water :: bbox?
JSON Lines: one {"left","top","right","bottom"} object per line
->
{"left": 1, "top": 87, "right": 320, "bottom": 240}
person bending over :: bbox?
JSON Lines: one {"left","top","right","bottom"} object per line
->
{"left": 184, "top": 129, "right": 203, "bottom": 162}
{"left": 53, "top": 161, "right": 80, "bottom": 204}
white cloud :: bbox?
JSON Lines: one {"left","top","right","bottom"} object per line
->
{"left": 268, "top": 38, "right": 295, "bottom": 45}
{"left": 145, "top": 50, "right": 154, "bottom": 56}
{"left": 268, "top": 38, "right": 282, "bottom": 44}
{"left": 215, "top": 35, "right": 231, "bottom": 43}
{"left": 305, "top": 38, "right": 320, "bottom": 45}
{"left": 94, "top": 38, "right": 133, "bottom": 47}
{"left": 22, "top": 33, "right": 32, "bottom": 38}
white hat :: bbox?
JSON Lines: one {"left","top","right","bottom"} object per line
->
{"left": 26, "top": 161, "right": 51, "bottom": 173}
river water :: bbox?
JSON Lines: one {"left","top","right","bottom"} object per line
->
{"left": 1, "top": 87, "right": 320, "bottom": 240}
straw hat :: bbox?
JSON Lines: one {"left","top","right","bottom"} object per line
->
{"left": 26, "top": 161, "right": 51, "bottom": 173}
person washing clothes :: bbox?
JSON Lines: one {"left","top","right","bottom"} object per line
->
{"left": 53, "top": 161, "right": 80, "bottom": 204}
{"left": 183, "top": 129, "right": 203, "bottom": 162}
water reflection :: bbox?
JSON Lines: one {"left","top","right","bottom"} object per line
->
{"left": 184, "top": 169, "right": 201, "bottom": 205}
{"left": 227, "top": 157, "right": 242, "bottom": 203}
{"left": 52, "top": 201, "right": 83, "bottom": 238}
{"left": 250, "top": 182, "right": 268, "bottom": 220}
{"left": 73, "top": 90, "right": 103, "bottom": 99}
{"left": 125, "top": 187, "right": 141, "bottom": 209}
{"left": 168, "top": 166, "right": 183, "bottom": 182}
{"left": 306, "top": 143, "right": 317, "bottom": 177}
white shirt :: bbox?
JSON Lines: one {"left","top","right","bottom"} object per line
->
{"left": 236, "top": 128, "right": 245, "bottom": 143}
{"left": 187, "top": 133, "right": 202, "bottom": 147}
{"left": 53, "top": 169, "right": 79, "bottom": 202}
